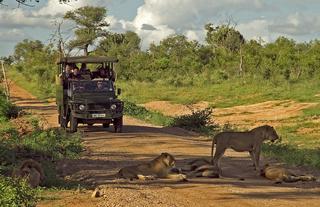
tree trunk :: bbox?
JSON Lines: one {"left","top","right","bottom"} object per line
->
{"left": 239, "top": 47, "right": 243, "bottom": 76}
{"left": 84, "top": 44, "right": 89, "bottom": 56}
{"left": 1, "top": 61, "right": 10, "bottom": 101}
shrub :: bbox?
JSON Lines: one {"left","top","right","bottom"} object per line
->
{"left": 0, "top": 94, "right": 19, "bottom": 119}
{"left": 0, "top": 175, "right": 38, "bottom": 207}
{"left": 20, "top": 128, "right": 83, "bottom": 160}
{"left": 170, "top": 107, "right": 218, "bottom": 134}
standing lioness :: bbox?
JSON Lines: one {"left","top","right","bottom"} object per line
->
{"left": 117, "top": 152, "right": 187, "bottom": 181}
{"left": 211, "top": 125, "right": 279, "bottom": 174}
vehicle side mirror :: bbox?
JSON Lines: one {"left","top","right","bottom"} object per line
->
{"left": 117, "top": 88, "right": 122, "bottom": 95}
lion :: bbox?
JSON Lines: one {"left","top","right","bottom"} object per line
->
{"left": 211, "top": 125, "right": 279, "bottom": 174}
{"left": 183, "top": 159, "right": 219, "bottom": 178}
{"left": 117, "top": 152, "right": 187, "bottom": 181}
{"left": 261, "top": 164, "right": 316, "bottom": 183}
{"left": 12, "top": 159, "right": 45, "bottom": 188}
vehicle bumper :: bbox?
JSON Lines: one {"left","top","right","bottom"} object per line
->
{"left": 72, "top": 111, "right": 123, "bottom": 120}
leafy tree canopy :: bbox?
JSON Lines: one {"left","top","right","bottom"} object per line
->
{"left": 64, "top": 6, "right": 109, "bottom": 56}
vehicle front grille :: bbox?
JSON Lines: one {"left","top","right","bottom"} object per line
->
{"left": 87, "top": 103, "right": 111, "bottom": 111}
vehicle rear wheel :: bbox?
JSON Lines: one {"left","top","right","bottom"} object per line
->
{"left": 70, "top": 114, "right": 78, "bottom": 133}
{"left": 113, "top": 117, "right": 123, "bottom": 133}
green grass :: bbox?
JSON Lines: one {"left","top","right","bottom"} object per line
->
{"left": 0, "top": 175, "right": 39, "bottom": 207}
{"left": 118, "top": 77, "right": 320, "bottom": 107}
{"left": 124, "top": 101, "right": 173, "bottom": 126}
{"left": 262, "top": 118, "right": 320, "bottom": 169}
{"left": 302, "top": 104, "right": 320, "bottom": 117}
{"left": 8, "top": 69, "right": 54, "bottom": 100}
{"left": 263, "top": 142, "right": 320, "bottom": 169}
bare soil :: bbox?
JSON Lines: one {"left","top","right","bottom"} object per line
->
{"left": 9, "top": 82, "right": 320, "bottom": 207}
{"left": 143, "top": 100, "right": 316, "bottom": 128}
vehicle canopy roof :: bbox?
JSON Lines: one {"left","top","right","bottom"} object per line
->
{"left": 57, "top": 56, "right": 118, "bottom": 64}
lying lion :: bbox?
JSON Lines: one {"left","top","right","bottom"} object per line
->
{"left": 261, "top": 164, "right": 316, "bottom": 183}
{"left": 117, "top": 152, "right": 187, "bottom": 181}
{"left": 185, "top": 158, "right": 219, "bottom": 178}
{"left": 211, "top": 125, "right": 279, "bottom": 174}
{"left": 12, "top": 159, "right": 45, "bottom": 188}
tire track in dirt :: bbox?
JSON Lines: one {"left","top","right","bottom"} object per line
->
{"left": 9, "top": 82, "right": 320, "bottom": 207}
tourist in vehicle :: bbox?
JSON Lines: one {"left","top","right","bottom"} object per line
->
{"left": 70, "top": 68, "right": 84, "bottom": 80}
{"left": 79, "top": 63, "right": 92, "bottom": 79}
{"left": 98, "top": 67, "right": 109, "bottom": 79}
{"left": 65, "top": 64, "right": 73, "bottom": 79}
{"left": 80, "top": 63, "right": 91, "bottom": 74}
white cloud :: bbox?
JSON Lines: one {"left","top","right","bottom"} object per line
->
{"left": 268, "top": 12, "right": 320, "bottom": 36}
{"left": 128, "top": 0, "right": 267, "bottom": 48}
{"left": 137, "top": 25, "right": 176, "bottom": 49}
{"left": 33, "top": 0, "right": 87, "bottom": 17}
{"left": 0, "top": 9, "right": 50, "bottom": 28}
{"left": 132, "top": 0, "right": 266, "bottom": 31}
{"left": 0, "top": 29, "right": 26, "bottom": 42}
{"left": 237, "top": 19, "right": 273, "bottom": 43}
{"left": 184, "top": 30, "right": 205, "bottom": 42}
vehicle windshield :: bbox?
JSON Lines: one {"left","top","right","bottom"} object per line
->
{"left": 70, "top": 80, "right": 114, "bottom": 93}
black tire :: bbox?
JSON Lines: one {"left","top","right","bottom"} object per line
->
{"left": 113, "top": 117, "right": 123, "bottom": 133}
{"left": 102, "top": 123, "right": 109, "bottom": 128}
{"left": 60, "top": 117, "right": 67, "bottom": 128}
{"left": 59, "top": 112, "right": 67, "bottom": 128}
{"left": 70, "top": 113, "right": 78, "bottom": 133}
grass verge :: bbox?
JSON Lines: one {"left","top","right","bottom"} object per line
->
{"left": 118, "top": 78, "right": 320, "bottom": 107}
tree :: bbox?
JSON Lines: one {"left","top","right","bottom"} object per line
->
{"left": 205, "top": 23, "right": 245, "bottom": 53}
{"left": 96, "top": 31, "right": 142, "bottom": 80}
{"left": 14, "top": 39, "right": 44, "bottom": 62}
{"left": 0, "top": 56, "right": 14, "bottom": 65}
{"left": 64, "top": 6, "right": 109, "bottom": 56}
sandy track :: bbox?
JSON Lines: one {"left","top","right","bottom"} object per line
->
{"left": 143, "top": 100, "right": 316, "bottom": 128}
{"left": 9, "top": 82, "right": 320, "bottom": 207}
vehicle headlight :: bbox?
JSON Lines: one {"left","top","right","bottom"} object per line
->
{"left": 110, "top": 104, "right": 117, "bottom": 110}
{"left": 79, "top": 104, "right": 85, "bottom": 111}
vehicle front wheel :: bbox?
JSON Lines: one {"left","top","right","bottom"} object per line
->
{"left": 70, "top": 114, "right": 78, "bottom": 133}
{"left": 113, "top": 117, "right": 123, "bottom": 133}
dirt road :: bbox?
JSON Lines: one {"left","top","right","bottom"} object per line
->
{"left": 9, "top": 82, "right": 320, "bottom": 207}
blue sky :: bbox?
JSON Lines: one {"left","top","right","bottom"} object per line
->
{"left": 1, "top": 0, "right": 320, "bottom": 56}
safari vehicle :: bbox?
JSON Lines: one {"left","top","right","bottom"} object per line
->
{"left": 56, "top": 56, "right": 123, "bottom": 133}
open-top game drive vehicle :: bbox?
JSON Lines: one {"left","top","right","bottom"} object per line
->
{"left": 56, "top": 56, "right": 124, "bottom": 133}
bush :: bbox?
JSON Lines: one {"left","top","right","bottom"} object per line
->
{"left": 0, "top": 94, "right": 19, "bottom": 119}
{"left": 0, "top": 123, "right": 82, "bottom": 175}
{"left": 170, "top": 107, "right": 218, "bottom": 134}
{"left": 19, "top": 128, "right": 83, "bottom": 161}
{"left": 0, "top": 175, "right": 38, "bottom": 207}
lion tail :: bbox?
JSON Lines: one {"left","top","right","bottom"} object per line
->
{"left": 211, "top": 136, "right": 216, "bottom": 164}
{"left": 116, "top": 168, "right": 124, "bottom": 179}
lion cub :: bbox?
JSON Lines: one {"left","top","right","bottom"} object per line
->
{"left": 261, "top": 164, "right": 316, "bottom": 183}
{"left": 12, "top": 159, "right": 45, "bottom": 188}
{"left": 117, "top": 152, "right": 187, "bottom": 181}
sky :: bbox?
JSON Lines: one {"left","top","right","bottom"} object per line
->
{"left": 1, "top": 0, "right": 320, "bottom": 56}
